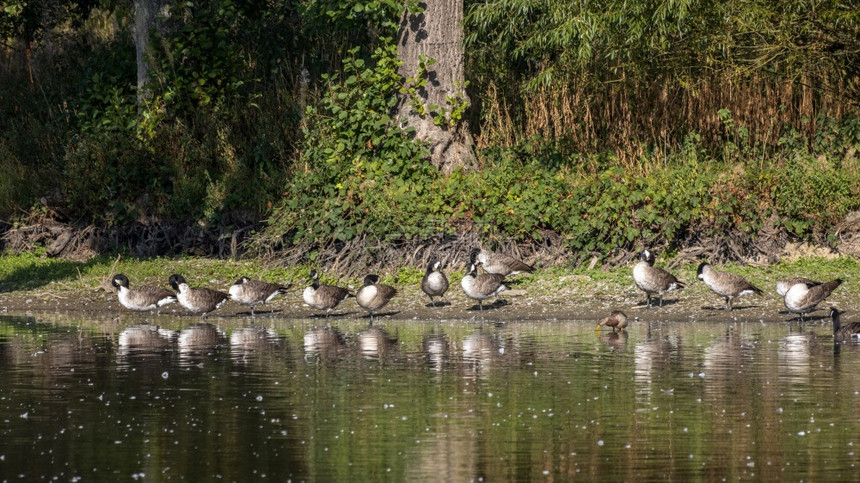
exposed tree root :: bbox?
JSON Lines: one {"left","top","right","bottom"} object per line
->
{"left": 2, "top": 212, "right": 857, "bottom": 277}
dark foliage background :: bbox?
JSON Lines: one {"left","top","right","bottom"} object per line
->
{"left": 1, "top": 0, "right": 858, "bottom": 264}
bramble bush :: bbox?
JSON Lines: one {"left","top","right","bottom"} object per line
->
{"left": 259, "top": 109, "right": 860, "bottom": 262}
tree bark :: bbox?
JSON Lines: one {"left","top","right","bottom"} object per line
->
{"left": 132, "top": 0, "right": 166, "bottom": 105}
{"left": 395, "top": 1, "right": 477, "bottom": 174}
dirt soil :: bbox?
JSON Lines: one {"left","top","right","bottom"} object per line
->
{"left": 1, "top": 281, "right": 850, "bottom": 327}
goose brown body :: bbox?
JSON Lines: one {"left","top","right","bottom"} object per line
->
{"left": 831, "top": 308, "right": 860, "bottom": 341}
{"left": 470, "top": 248, "right": 534, "bottom": 277}
{"left": 356, "top": 274, "right": 398, "bottom": 322}
{"left": 303, "top": 270, "right": 352, "bottom": 317}
{"left": 112, "top": 274, "right": 177, "bottom": 312}
{"left": 633, "top": 250, "right": 685, "bottom": 308}
{"left": 421, "top": 260, "right": 449, "bottom": 306}
{"left": 229, "top": 277, "right": 291, "bottom": 316}
{"left": 783, "top": 278, "right": 843, "bottom": 320}
{"left": 776, "top": 277, "right": 821, "bottom": 297}
{"left": 168, "top": 274, "right": 230, "bottom": 319}
{"left": 697, "top": 262, "right": 763, "bottom": 310}
{"left": 461, "top": 263, "right": 508, "bottom": 311}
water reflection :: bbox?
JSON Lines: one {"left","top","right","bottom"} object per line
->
{"left": 599, "top": 330, "right": 629, "bottom": 351}
{"left": 423, "top": 331, "right": 448, "bottom": 371}
{"left": 118, "top": 324, "right": 177, "bottom": 357}
{"left": 229, "top": 326, "right": 286, "bottom": 365}
{"left": 462, "top": 328, "right": 500, "bottom": 379}
{"left": 178, "top": 322, "right": 227, "bottom": 365}
{"left": 356, "top": 324, "right": 398, "bottom": 360}
{"left": 633, "top": 321, "right": 678, "bottom": 404}
{"left": 303, "top": 325, "right": 347, "bottom": 362}
{"left": 3, "top": 314, "right": 860, "bottom": 481}
{"left": 778, "top": 331, "right": 814, "bottom": 391}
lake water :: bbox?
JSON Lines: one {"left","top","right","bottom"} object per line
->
{"left": 1, "top": 312, "right": 859, "bottom": 481}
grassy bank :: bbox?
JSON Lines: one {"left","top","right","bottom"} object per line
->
{"left": 1, "top": 251, "right": 856, "bottom": 316}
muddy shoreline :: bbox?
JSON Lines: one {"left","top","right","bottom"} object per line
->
{"left": 1, "top": 282, "right": 850, "bottom": 327}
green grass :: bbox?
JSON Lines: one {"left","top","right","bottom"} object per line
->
{"left": 2, "top": 250, "right": 856, "bottom": 300}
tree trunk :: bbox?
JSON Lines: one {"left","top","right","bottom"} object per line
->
{"left": 395, "top": 1, "right": 477, "bottom": 174}
{"left": 132, "top": 0, "right": 166, "bottom": 105}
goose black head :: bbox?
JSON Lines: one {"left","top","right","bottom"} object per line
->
{"left": 831, "top": 307, "right": 844, "bottom": 331}
{"left": 168, "top": 274, "right": 187, "bottom": 291}
{"left": 697, "top": 262, "right": 709, "bottom": 280}
{"left": 426, "top": 259, "right": 442, "bottom": 273}
{"left": 640, "top": 249, "right": 655, "bottom": 265}
{"left": 469, "top": 248, "right": 481, "bottom": 264}
{"left": 112, "top": 274, "right": 130, "bottom": 290}
{"left": 465, "top": 263, "right": 478, "bottom": 277}
{"left": 233, "top": 276, "right": 250, "bottom": 286}
{"left": 363, "top": 274, "right": 380, "bottom": 286}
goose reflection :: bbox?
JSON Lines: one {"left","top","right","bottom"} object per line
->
{"left": 423, "top": 331, "right": 449, "bottom": 371}
{"left": 118, "top": 324, "right": 178, "bottom": 358}
{"left": 778, "top": 330, "right": 814, "bottom": 392}
{"left": 357, "top": 324, "right": 398, "bottom": 360}
{"left": 304, "top": 326, "right": 347, "bottom": 362}
{"left": 702, "top": 326, "right": 753, "bottom": 378}
{"left": 178, "top": 323, "right": 227, "bottom": 363}
{"left": 701, "top": 325, "right": 760, "bottom": 412}
{"left": 230, "top": 327, "right": 284, "bottom": 365}
{"left": 633, "top": 322, "right": 678, "bottom": 404}
{"left": 39, "top": 333, "right": 100, "bottom": 372}
{"left": 462, "top": 329, "right": 500, "bottom": 378}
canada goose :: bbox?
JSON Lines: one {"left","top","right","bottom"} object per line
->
{"left": 111, "top": 274, "right": 177, "bottom": 312}
{"left": 168, "top": 274, "right": 230, "bottom": 319}
{"left": 831, "top": 307, "right": 860, "bottom": 341}
{"left": 355, "top": 274, "right": 398, "bottom": 322}
{"left": 596, "top": 310, "right": 629, "bottom": 332}
{"left": 776, "top": 277, "right": 821, "bottom": 297}
{"left": 783, "top": 278, "right": 843, "bottom": 321}
{"left": 697, "top": 262, "right": 763, "bottom": 310}
{"left": 421, "top": 260, "right": 449, "bottom": 306}
{"left": 303, "top": 270, "right": 352, "bottom": 318}
{"left": 633, "top": 249, "right": 685, "bottom": 308}
{"left": 228, "top": 277, "right": 291, "bottom": 316}
{"left": 461, "top": 263, "right": 508, "bottom": 311}
{"left": 469, "top": 248, "right": 534, "bottom": 277}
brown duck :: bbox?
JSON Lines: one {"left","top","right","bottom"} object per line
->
{"left": 596, "top": 310, "right": 629, "bottom": 332}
